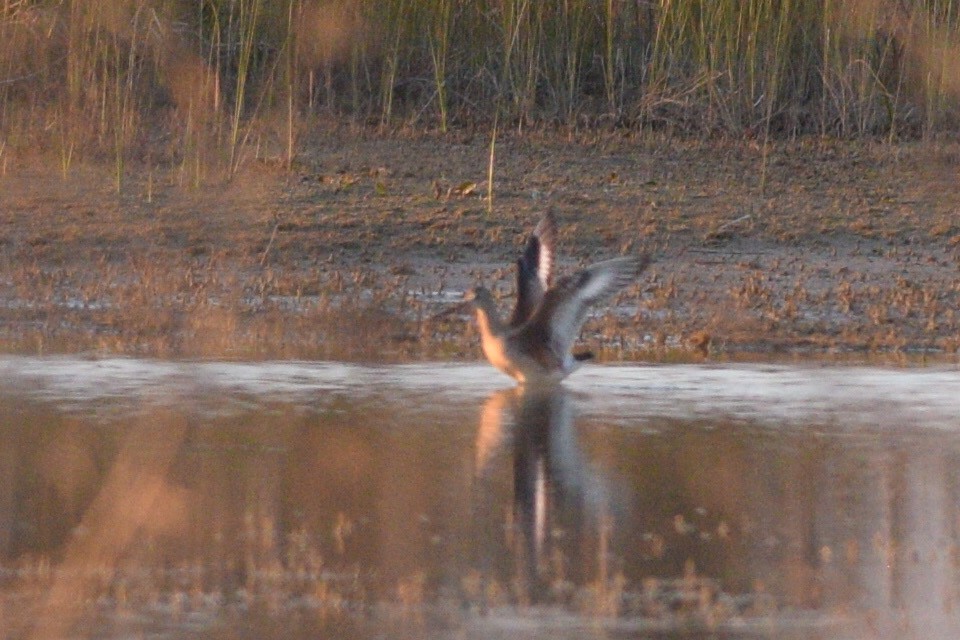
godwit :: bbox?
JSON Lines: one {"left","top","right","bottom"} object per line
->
{"left": 466, "top": 213, "right": 649, "bottom": 384}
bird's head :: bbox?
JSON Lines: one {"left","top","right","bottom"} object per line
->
{"left": 431, "top": 286, "right": 494, "bottom": 320}
{"left": 464, "top": 286, "right": 495, "bottom": 306}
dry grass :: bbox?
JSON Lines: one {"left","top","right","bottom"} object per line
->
{"left": 3, "top": 1, "right": 960, "bottom": 186}
{"left": 2, "top": 4, "right": 960, "bottom": 366}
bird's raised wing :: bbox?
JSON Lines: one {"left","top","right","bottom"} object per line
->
{"left": 527, "top": 255, "right": 650, "bottom": 359}
{"left": 508, "top": 212, "right": 557, "bottom": 327}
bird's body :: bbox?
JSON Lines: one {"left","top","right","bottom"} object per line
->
{"left": 468, "top": 213, "right": 649, "bottom": 384}
{"left": 472, "top": 294, "right": 576, "bottom": 384}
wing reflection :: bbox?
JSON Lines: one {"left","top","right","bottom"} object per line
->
{"left": 476, "top": 385, "right": 613, "bottom": 604}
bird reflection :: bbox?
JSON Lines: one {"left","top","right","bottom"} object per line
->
{"left": 476, "top": 385, "right": 610, "bottom": 603}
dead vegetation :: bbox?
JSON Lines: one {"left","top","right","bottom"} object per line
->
{"left": 2, "top": 133, "right": 960, "bottom": 362}
{"left": 3, "top": 2, "right": 960, "bottom": 362}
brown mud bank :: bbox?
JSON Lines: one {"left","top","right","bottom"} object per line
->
{"left": 2, "top": 131, "right": 960, "bottom": 363}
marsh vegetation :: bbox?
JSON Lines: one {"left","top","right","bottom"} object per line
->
{"left": 2, "top": 2, "right": 960, "bottom": 360}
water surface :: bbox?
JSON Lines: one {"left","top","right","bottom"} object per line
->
{"left": 1, "top": 357, "right": 959, "bottom": 639}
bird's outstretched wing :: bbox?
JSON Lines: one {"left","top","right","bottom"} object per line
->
{"left": 527, "top": 255, "right": 650, "bottom": 360}
{"left": 508, "top": 212, "right": 557, "bottom": 327}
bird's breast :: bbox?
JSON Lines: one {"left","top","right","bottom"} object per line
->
{"left": 480, "top": 333, "right": 516, "bottom": 377}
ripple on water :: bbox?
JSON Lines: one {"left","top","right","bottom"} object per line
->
{"left": 1, "top": 356, "right": 959, "bottom": 431}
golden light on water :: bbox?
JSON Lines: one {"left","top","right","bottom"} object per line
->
{"left": 1, "top": 361, "right": 960, "bottom": 637}
{"left": 29, "top": 412, "right": 189, "bottom": 640}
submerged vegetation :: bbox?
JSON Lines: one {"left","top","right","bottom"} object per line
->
{"left": 1, "top": 0, "right": 960, "bottom": 178}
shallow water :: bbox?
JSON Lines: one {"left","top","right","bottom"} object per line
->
{"left": 2, "top": 357, "right": 960, "bottom": 639}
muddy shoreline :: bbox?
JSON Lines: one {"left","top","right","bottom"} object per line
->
{"left": 2, "top": 132, "right": 960, "bottom": 363}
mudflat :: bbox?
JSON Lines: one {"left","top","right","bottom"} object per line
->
{"left": 3, "top": 130, "right": 959, "bottom": 362}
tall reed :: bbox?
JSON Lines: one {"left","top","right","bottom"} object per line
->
{"left": 2, "top": 0, "right": 960, "bottom": 179}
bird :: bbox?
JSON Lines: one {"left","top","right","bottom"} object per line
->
{"left": 465, "top": 213, "right": 650, "bottom": 384}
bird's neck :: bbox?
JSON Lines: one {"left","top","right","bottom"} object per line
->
{"left": 474, "top": 300, "right": 505, "bottom": 339}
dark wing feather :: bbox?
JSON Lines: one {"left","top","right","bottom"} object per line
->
{"left": 525, "top": 255, "right": 650, "bottom": 360}
{"left": 508, "top": 212, "right": 557, "bottom": 327}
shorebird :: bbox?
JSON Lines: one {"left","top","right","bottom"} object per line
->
{"left": 465, "top": 212, "right": 649, "bottom": 384}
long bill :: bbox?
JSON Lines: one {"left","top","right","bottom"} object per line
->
{"left": 430, "top": 299, "right": 473, "bottom": 320}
